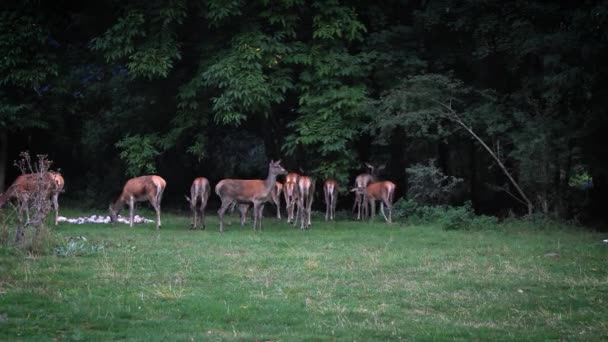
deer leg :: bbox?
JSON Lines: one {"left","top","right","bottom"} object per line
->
{"left": 252, "top": 203, "right": 260, "bottom": 231}
{"left": 332, "top": 193, "right": 337, "bottom": 220}
{"left": 307, "top": 194, "right": 313, "bottom": 228}
{"left": 25, "top": 201, "right": 31, "bottom": 225}
{"left": 324, "top": 191, "right": 329, "bottom": 221}
{"left": 380, "top": 201, "right": 388, "bottom": 222}
{"left": 217, "top": 200, "right": 234, "bottom": 233}
{"left": 52, "top": 193, "right": 59, "bottom": 226}
{"left": 370, "top": 199, "right": 376, "bottom": 221}
{"left": 191, "top": 203, "right": 197, "bottom": 230}
{"left": 300, "top": 198, "right": 306, "bottom": 230}
{"left": 259, "top": 203, "right": 265, "bottom": 231}
{"left": 129, "top": 197, "right": 135, "bottom": 227}
{"left": 200, "top": 199, "right": 206, "bottom": 230}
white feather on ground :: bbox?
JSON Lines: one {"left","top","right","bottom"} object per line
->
{"left": 57, "top": 214, "right": 154, "bottom": 224}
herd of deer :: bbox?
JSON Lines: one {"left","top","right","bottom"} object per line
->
{"left": 0, "top": 160, "right": 396, "bottom": 231}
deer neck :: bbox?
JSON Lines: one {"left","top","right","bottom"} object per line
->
{"left": 111, "top": 197, "right": 126, "bottom": 211}
{"left": 263, "top": 170, "right": 279, "bottom": 197}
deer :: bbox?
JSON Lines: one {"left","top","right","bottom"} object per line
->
{"left": 215, "top": 160, "right": 288, "bottom": 232}
{"left": 353, "top": 163, "right": 385, "bottom": 220}
{"left": 109, "top": 175, "right": 166, "bottom": 229}
{"left": 351, "top": 181, "right": 396, "bottom": 223}
{"left": 323, "top": 179, "right": 338, "bottom": 221}
{"left": 230, "top": 181, "right": 282, "bottom": 226}
{"left": 185, "top": 177, "right": 210, "bottom": 230}
{"left": 0, "top": 171, "right": 64, "bottom": 226}
{"left": 284, "top": 172, "right": 300, "bottom": 224}
{"left": 294, "top": 175, "right": 315, "bottom": 229}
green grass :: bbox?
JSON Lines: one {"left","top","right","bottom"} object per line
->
{"left": 1, "top": 208, "right": 607, "bottom": 341}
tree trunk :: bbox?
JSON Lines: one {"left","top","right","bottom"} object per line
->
{"left": 0, "top": 130, "right": 7, "bottom": 193}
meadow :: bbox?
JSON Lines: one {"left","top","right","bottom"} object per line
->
{"left": 0, "top": 208, "right": 607, "bottom": 341}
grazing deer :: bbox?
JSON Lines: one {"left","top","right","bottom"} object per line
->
{"left": 185, "top": 177, "right": 210, "bottom": 230}
{"left": 351, "top": 181, "right": 396, "bottom": 223}
{"left": 284, "top": 173, "right": 299, "bottom": 224}
{"left": 353, "top": 163, "right": 385, "bottom": 220}
{"left": 294, "top": 175, "right": 315, "bottom": 229}
{"left": 215, "top": 160, "right": 288, "bottom": 232}
{"left": 109, "top": 175, "right": 166, "bottom": 229}
{"left": 323, "top": 179, "right": 338, "bottom": 221}
{"left": 0, "top": 171, "right": 64, "bottom": 226}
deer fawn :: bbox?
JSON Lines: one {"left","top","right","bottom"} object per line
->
{"left": 351, "top": 181, "right": 396, "bottom": 223}
{"left": 231, "top": 181, "right": 282, "bottom": 226}
{"left": 185, "top": 177, "right": 210, "bottom": 230}
{"left": 323, "top": 179, "right": 338, "bottom": 221}
{"left": 215, "top": 160, "right": 288, "bottom": 232}
{"left": 109, "top": 175, "right": 166, "bottom": 229}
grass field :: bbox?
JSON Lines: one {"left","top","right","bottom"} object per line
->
{"left": 1, "top": 208, "right": 607, "bottom": 341}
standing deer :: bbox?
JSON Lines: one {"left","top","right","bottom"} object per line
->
{"left": 323, "top": 179, "right": 338, "bottom": 221}
{"left": 231, "top": 181, "right": 282, "bottom": 226}
{"left": 294, "top": 175, "right": 315, "bottom": 229}
{"left": 185, "top": 177, "right": 210, "bottom": 230}
{"left": 109, "top": 175, "right": 166, "bottom": 229}
{"left": 0, "top": 171, "right": 64, "bottom": 226}
{"left": 284, "top": 173, "right": 300, "bottom": 224}
{"left": 353, "top": 163, "right": 385, "bottom": 220}
{"left": 351, "top": 181, "right": 396, "bottom": 223}
{"left": 215, "top": 160, "right": 288, "bottom": 232}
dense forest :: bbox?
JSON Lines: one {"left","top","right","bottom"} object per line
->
{"left": 1, "top": 0, "right": 607, "bottom": 224}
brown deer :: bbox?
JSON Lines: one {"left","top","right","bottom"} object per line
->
{"left": 353, "top": 163, "right": 384, "bottom": 220}
{"left": 351, "top": 181, "right": 396, "bottom": 223}
{"left": 231, "top": 181, "right": 282, "bottom": 226}
{"left": 284, "top": 173, "right": 299, "bottom": 224}
{"left": 185, "top": 177, "right": 210, "bottom": 230}
{"left": 215, "top": 160, "right": 287, "bottom": 232}
{"left": 294, "top": 175, "right": 315, "bottom": 229}
{"left": 109, "top": 175, "right": 166, "bottom": 229}
{"left": 323, "top": 179, "right": 338, "bottom": 221}
{"left": 0, "top": 171, "right": 65, "bottom": 226}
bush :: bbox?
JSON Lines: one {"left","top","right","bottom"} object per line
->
{"left": 406, "top": 160, "right": 464, "bottom": 205}
{"left": 393, "top": 199, "right": 498, "bottom": 230}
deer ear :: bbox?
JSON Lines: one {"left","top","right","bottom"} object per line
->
{"left": 365, "top": 162, "right": 373, "bottom": 169}
{"left": 276, "top": 159, "right": 282, "bottom": 165}
{"left": 377, "top": 164, "right": 386, "bottom": 171}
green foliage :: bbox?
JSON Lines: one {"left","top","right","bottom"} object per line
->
{"left": 205, "top": 0, "right": 243, "bottom": 27}
{"left": 406, "top": 159, "right": 463, "bottom": 205}
{"left": 201, "top": 31, "right": 293, "bottom": 124}
{"left": 311, "top": 1, "right": 367, "bottom": 42}
{"left": 0, "top": 12, "right": 58, "bottom": 88}
{"left": 90, "top": 3, "right": 184, "bottom": 79}
{"left": 115, "top": 134, "right": 160, "bottom": 176}
{"left": 393, "top": 199, "right": 498, "bottom": 230}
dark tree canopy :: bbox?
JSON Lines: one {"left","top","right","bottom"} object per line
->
{"left": 1, "top": 0, "right": 607, "bottom": 223}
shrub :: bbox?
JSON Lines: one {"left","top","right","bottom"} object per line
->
{"left": 406, "top": 159, "right": 464, "bottom": 205}
{"left": 394, "top": 199, "right": 498, "bottom": 230}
